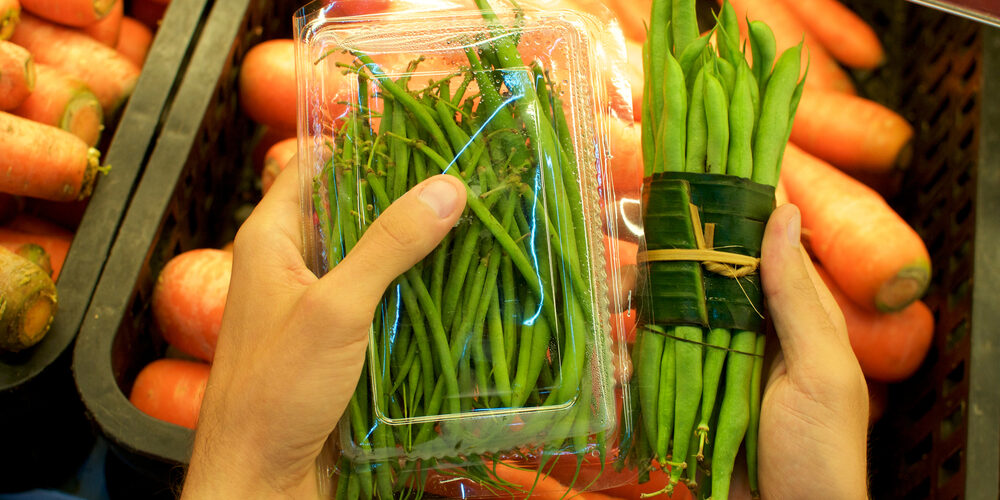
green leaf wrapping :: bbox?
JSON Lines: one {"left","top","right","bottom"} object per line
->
{"left": 641, "top": 172, "right": 775, "bottom": 332}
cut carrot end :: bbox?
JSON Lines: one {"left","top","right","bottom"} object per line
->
{"left": 876, "top": 263, "right": 930, "bottom": 312}
{"left": 95, "top": 0, "right": 117, "bottom": 18}
{"left": 0, "top": 10, "right": 17, "bottom": 40}
{"left": 64, "top": 92, "right": 104, "bottom": 147}
{"left": 20, "top": 293, "right": 55, "bottom": 347}
{"left": 24, "top": 56, "right": 35, "bottom": 91}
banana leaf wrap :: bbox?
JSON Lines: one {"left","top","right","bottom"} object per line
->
{"left": 640, "top": 172, "right": 775, "bottom": 334}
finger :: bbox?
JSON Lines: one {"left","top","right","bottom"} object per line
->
{"left": 319, "top": 174, "right": 467, "bottom": 307}
{"left": 760, "top": 204, "right": 848, "bottom": 371}
{"left": 235, "top": 153, "right": 305, "bottom": 257}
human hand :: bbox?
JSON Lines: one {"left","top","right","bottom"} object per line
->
{"left": 751, "top": 203, "right": 870, "bottom": 499}
{"left": 182, "top": 160, "right": 467, "bottom": 498}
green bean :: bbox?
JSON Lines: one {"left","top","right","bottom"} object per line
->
{"left": 637, "top": 327, "right": 665, "bottom": 453}
{"left": 656, "top": 334, "right": 676, "bottom": 465}
{"left": 441, "top": 223, "right": 482, "bottom": 329}
{"left": 748, "top": 21, "right": 777, "bottom": 94}
{"left": 716, "top": 1, "right": 741, "bottom": 67}
{"left": 451, "top": 255, "right": 490, "bottom": 363}
{"left": 648, "top": 0, "right": 670, "bottom": 138}
{"left": 752, "top": 44, "right": 801, "bottom": 187}
{"left": 671, "top": 0, "right": 699, "bottom": 58}
{"left": 710, "top": 330, "right": 756, "bottom": 500}
{"left": 746, "top": 334, "right": 766, "bottom": 498}
{"left": 642, "top": 40, "right": 656, "bottom": 176}
{"left": 390, "top": 103, "right": 409, "bottom": 199}
{"left": 728, "top": 62, "right": 755, "bottom": 179}
{"left": 685, "top": 68, "right": 707, "bottom": 173}
{"left": 696, "top": 328, "right": 730, "bottom": 460}
{"left": 669, "top": 325, "right": 703, "bottom": 486}
{"left": 715, "top": 57, "right": 736, "bottom": 98}
{"left": 678, "top": 33, "right": 712, "bottom": 81}
{"left": 703, "top": 72, "right": 730, "bottom": 175}
{"left": 501, "top": 255, "right": 518, "bottom": 370}
{"left": 487, "top": 289, "right": 513, "bottom": 407}
{"left": 658, "top": 51, "right": 687, "bottom": 173}
{"left": 428, "top": 232, "right": 451, "bottom": 309}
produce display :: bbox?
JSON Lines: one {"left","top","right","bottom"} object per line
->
{"left": 0, "top": 0, "right": 155, "bottom": 352}
{"left": 125, "top": 0, "right": 940, "bottom": 498}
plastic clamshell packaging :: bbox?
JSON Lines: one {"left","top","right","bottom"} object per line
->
{"left": 295, "top": 0, "right": 636, "bottom": 497}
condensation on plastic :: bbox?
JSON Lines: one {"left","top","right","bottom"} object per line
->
{"left": 295, "top": 0, "right": 642, "bottom": 497}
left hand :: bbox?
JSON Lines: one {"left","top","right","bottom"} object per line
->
{"left": 182, "top": 158, "right": 467, "bottom": 498}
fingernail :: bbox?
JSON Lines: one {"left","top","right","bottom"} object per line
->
{"left": 419, "top": 179, "right": 459, "bottom": 218}
{"left": 787, "top": 208, "right": 801, "bottom": 247}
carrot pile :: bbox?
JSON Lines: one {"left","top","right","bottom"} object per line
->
{"left": 0, "top": 0, "right": 157, "bottom": 353}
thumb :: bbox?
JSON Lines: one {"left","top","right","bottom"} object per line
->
{"left": 760, "top": 204, "right": 850, "bottom": 372}
{"left": 320, "top": 174, "right": 467, "bottom": 306}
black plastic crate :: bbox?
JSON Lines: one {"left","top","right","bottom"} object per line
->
{"left": 837, "top": 2, "right": 1000, "bottom": 498}
{"left": 72, "top": 0, "right": 298, "bottom": 495}
{"left": 0, "top": 0, "right": 210, "bottom": 491}
{"left": 73, "top": 0, "right": 1000, "bottom": 498}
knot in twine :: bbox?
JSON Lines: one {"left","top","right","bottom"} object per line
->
{"left": 638, "top": 203, "right": 760, "bottom": 279}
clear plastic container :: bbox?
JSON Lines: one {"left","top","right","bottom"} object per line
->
{"left": 295, "top": 0, "right": 638, "bottom": 497}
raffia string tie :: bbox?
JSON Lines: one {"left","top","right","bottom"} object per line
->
{"left": 637, "top": 203, "right": 760, "bottom": 279}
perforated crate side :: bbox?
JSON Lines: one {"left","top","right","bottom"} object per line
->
{"left": 843, "top": 1, "right": 993, "bottom": 498}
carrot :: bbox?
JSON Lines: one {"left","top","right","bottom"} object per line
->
{"left": 0, "top": 226, "right": 70, "bottom": 279}
{"left": 81, "top": 0, "right": 123, "bottom": 46}
{"left": 722, "top": 0, "right": 856, "bottom": 94}
{"left": 326, "top": 0, "right": 389, "bottom": 16}
{"left": 609, "top": 116, "right": 642, "bottom": 195}
{"left": 261, "top": 137, "right": 296, "bottom": 194}
{"left": 0, "top": 40, "right": 34, "bottom": 111}
{"left": 602, "top": 0, "right": 651, "bottom": 43}
{"left": 152, "top": 248, "right": 232, "bottom": 362}
{"left": 15, "top": 242, "right": 51, "bottom": 276}
{"left": 424, "top": 460, "right": 625, "bottom": 500}
{"left": 239, "top": 39, "right": 298, "bottom": 132}
{"left": 0, "top": 111, "right": 102, "bottom": 202}
{"left": 790, "top": 87, "right": 913, "bottom": 173}
{"left": 0, "top": 0, "right": 18, "bottom": 40}
{"left": 130, "top": 0, "right": 166, "bottom": 31}
{"left": 816, "top": 265, "right": 934, "bottom": 382}
{"left": 777, "top": 0, "right": 884, "bottom": 69}
{"left": 115, "top": 16, "right": 153, "bottom": 67}
{"left": 12, "top": 63, "right": 104, "bottom": 147}
{"left": 12, "top": 12, "right": 140, "bottom": 116}
{"left": 6, "top": 212, "right": 73, "bottom": 237}
{"left": 0, "top": 245, "right": 56, "bottom": 351}
{"left": 781, "top": 144, "right": 930, "bottom": 312}
{"left": 19, "top": 0, "right": 116, "bottom": 27}
{"left": 129, "top": 359, "right": 211, "bottom": 429}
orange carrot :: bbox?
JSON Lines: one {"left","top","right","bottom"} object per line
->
{"left": 115, "top": 16, "right": 153, "bottom": 67}
{"left": 82, "top": 0, "right": 123, "bottom": 46}
{"left": 0, "top": 112, "right": 102, "bottom": 202}
{"left": 620, "top": 39, "right": 643, "bottom": 123}
{"left": 817, "top": 265, "right": 934, "bottom": 382}
{"left": 782, "top": 144, "right": 930, "bottom": 312}
{"left": 152, "top": 249, "right": 232, "bottom": 362}
{"left": 0, "top": 40, "right": 33, "bottom": 111}
{"left": 129, "top": 359, "right": 211, "bottom": 429}
{"left": 251, "top": 126, "right": 294, "bottom": 174}
{"left": 19, "top": 0, "right": 116, "bottom": 27}
{"left": 723, "top": 0, "right": 856, "bottom": 95}
{"left": 790, "top": 87, "right": 913, "bottom": 173}
{"left": 0, "top": 0, "right": 18, "bottom": 40}
{"left": 240, "top": 39, "right": 298, "bottom": 132}
{"left": 0, "top": 226, "right": 70, "bottom": 279}
{"left": 12, "top": 63, "right": 104, "bottom": 147}
{"left": 129, "top": 0, "right": 166, "bottom": 31}
{"left": 12, "top": 12, "right": 140, "bottom": 116}
{"left": 261, "top": 137, "right": 297, "bottom": 194}
{"left": 6, "top": 213, "right": 72, "bottom": 237}
{"left": 0, "top": 245, "right": 56, "bottom": 351}
{"left": 778, "top": 0, "right": 884, "bottom": 69}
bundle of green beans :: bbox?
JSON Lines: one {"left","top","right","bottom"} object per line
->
{"left": 631, "top": 1, "right": 805, "bottom": 498}
{"left": 312, "top": 3, "right": 616, "bottom": 498}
